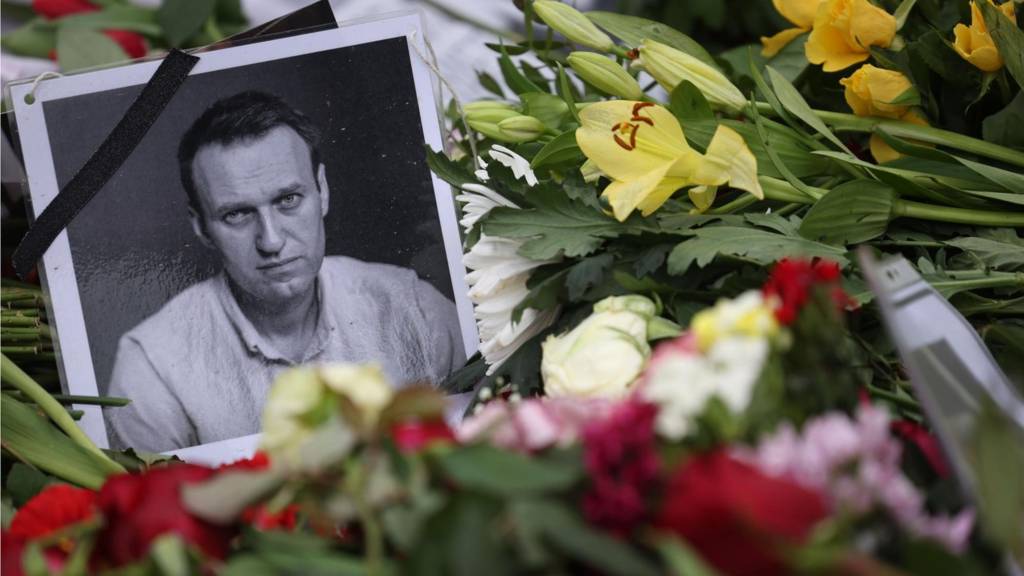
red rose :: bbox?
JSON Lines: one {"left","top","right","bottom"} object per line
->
{"left": 93, "top": 464, "right": 236, "bottom": 568}
{"left": 655, "top": 451, "right": 829, "bottom": 576}
{"left": 390, "top": 419, "right": 456, "bottom": 453}
{"left": 33, "top": 0, "right": 148, "bottom": 60}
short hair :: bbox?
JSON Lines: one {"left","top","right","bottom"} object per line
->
{"left": 178, "top": 91, "right": 322, "bottom": 213}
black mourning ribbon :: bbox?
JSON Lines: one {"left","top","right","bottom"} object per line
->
{"left": 12, "top": 49, "right": 200, "bottom": 279}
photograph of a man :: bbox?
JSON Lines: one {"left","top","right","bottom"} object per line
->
{"left": 106, "top": 91, "right": 465, "bottom": 452}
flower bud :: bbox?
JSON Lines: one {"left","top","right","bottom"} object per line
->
{"left": 541, "top": 295, "right": 656, "bottom": 399}
{"left": 497, "top": 115, "right": 547, "bottom": 142}
{"left": 533, "top": 0, "right": 614, "bottom": 52}
{"left": 464, "top": 100, "right": 518, "bottom": 114}
{"left": 567, "top": 51, "right": 644, "bottom": 100}
{"left": 638, "top": 39, "right": 746, "bottom": 114}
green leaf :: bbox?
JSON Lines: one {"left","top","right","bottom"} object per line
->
{"left": 424, "top": 146, "right": 475, "bottom": 188}
{"left": 214, "top": 0, "right": 248, "bottom": 26}
{"left": 562, "top": 171, "right": 602, "bottom": 211}
{"left": 556, "top": 63, "right": 581, "bottom": 123}
{"left": 513, "top": 266, "right": 569, "bottom": 322}
{"left": 893, "top": 0, "right": 920, "bottom": 30}
{"left": 56, "top": 26, "right": 128, "bottom": 72}
{"left": 946, "top": 229, "right": 1024, "bottom": 271}
{"left": 477, "top": 71, "right": 505, "bottom": 98}
{"left": 765, "top": 65, "right": 849, "bottom": 153}
{"left": 649, "top": 534, "right": 720, "bottom": 576}
{"left": 684, "top": 119, "right": 823, "bottom": 179}
{"left": 6, "top": 463, "right": 54, "bottom": 507}
{"left": 584, "top": 11, "right": 718, "bottom": 70}
{"left": 799, "top": 180, "right": 896, "bottom": 245}
{"left": 978, "top": 0, "right": 1024, "bottom": 91}
{"left": 0, "top": 18, "right": 56, "bottom": 59}
{"left": 877, "top": 130, "right": 1024, "bottom": 193}
{"left": 441, "top": 354, "right": 487, "bottom": 394}
{"left": 744, "top": 213, "right": 801, "bottom": 236}
{"left": 498, "top": 43, "right": 544, "bottom": 96}
{"left": 566, "top": 253, "right": 614, "bottom": 301}
{"left": 436, "top": 445, "right": 581, "bottom": 497}
{"left": 531, "top": 130, "right": 583, "bottom": 169}
{"left": 886, "top": 86, "right": 921, "bottom": 107}
{"left": 1, "top": 395, "right": 112, "bottom": 489}
{"left": 522, "top": 93, "right": 569, "bottom": 131}
{"left": 983, "top": 91, "right": 1024, "bottom": 149}
{"left": 158, "top": 0, "right": 215, "bottom": 48}
{"left": 667, "top": 226, "right": 849, "bottom": 276}
{"left": 668, "top": 80, "right": 714, "bottom": 125}
{"left": 60, "top": 5, "right": 161, "bottom": 36}
{"left": 483, "top": 188, "right": 641, "bottom": 260}
{"left": 151, "top": 535, "right": 190, "bottom": 576}
{"left": 182, "top": 467, "right": 287, "bottom": 525}
{"left": 512, "top": 499, "right": 660, "bottom": 576}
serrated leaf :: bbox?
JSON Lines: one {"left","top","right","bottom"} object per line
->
{"left": 436, "top": 445, "right": 581, "bottom": 497}
{"left": 483, "top": 189, "right": 640, "bottom": 260}
{"left": 668, "top": 80, "right": 714, "bottom": 125}
{"left": 585, "top": 11, "right": 718, "bottom": 70}
{"left": 744, "top": 213, "right": 801, "bottom": 236}
{"left": 531, "top": 130, "right": 583, "bottom": 169}
{"left": 513, "top": 266, "right": 569, "bottom": 322}
{"left": 875, "top": 130, "right": 1024, "bottom": 193}
{"left": 946, "top": 229, "right": 1024, "bottom": 271}
{"left": 667, "top": 226, "right": 848, "bottom": 276}
{"left": 441, "top": 354, "right": 487, "bottom": 394}
{"left": 566, "top": 253, "right": 614, "bottom": 301}
{"left": 562, "top": 171, "right": 603, "bottom": 210}
{"left": 56, "top": 26, "right": 128, "bottom": 71}
{"left": 799, "top": 180, "right": 896, "bottom": 245}
{"left": 765, "top": 65, "right": 849, "bottom": 153}
{"left": 498, "top": 43, "right": 543, "bottom": 95}
{"left": 978, "top": 0, "right": 1024, "bottom": 91}
{"left": 424, "top": 146, "right": 475, "bottom": 188}
{"left": 157, "top": 0, "right": 215, "bottom": 47}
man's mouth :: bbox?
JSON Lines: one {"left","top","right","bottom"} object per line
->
{"left": 257, "top": 256, "right": 301, "bottom": 271}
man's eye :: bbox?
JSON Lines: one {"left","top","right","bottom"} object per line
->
{"left": 278, "top": 193, "right": 302, "bottom": 209}
{"left": 222, "top": 210, "right": 250, "bottom": 225}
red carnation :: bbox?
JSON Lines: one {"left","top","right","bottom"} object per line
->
{"left": 763, "top": 258, "right": 852, "bottom": 325}
{"left": 33, "top": 0, "right": 148, "bottom": 60}
{"left": 93, "top": 464, "right": 236, "bottom": 568}
{"left": 9, "top": 484, "right": 97, "bottom": 540}
{"left": 655, "top": 451, "right": 829, "bottom": 576}
{"left": 390, "top": 419, "right": 456, "bottom": 453}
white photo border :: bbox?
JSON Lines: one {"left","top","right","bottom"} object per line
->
{"left": 10, "top": 11, "right": 478, "bottom": 464}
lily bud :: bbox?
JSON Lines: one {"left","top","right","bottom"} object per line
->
{"left": 567, "top": 51, "right": 644, "bottom": 100}
{"left": 497, "top": 115, "right": 547, "bottom": 142}
{"left": 638, "top": 39, "right": 746, "bottom": 114}
{"left": 465, "top": 107, "right": 520, "bottom": 124}
{"left": 465, "top": 104, "right": 521, "bottom": 141}
{"left": 464, "top": 100, "right": 518, "bottom": 114}
{"left": 532, "top": 0, "right": 614, "bottom": 52}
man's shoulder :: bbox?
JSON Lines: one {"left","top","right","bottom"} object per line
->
{"left": 121, "top": 276, "right": 223, "bottom": 346}
{"left": 321, "top": 255, "right": 418, "bottom": 287}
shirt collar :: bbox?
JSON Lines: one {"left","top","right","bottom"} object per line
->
{"left": 215, "top": 266, "right": 337, "bottom": 364}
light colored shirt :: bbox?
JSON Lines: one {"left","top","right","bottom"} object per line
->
{"left": 105, "top": 256, "right": 464, "bottom": 452}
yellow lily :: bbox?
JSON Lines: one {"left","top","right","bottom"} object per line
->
{"left": 761, "top": 0, "right": 825, "bottom": 57}
{"left": 953, "top": 0, "right": 1016, "bottom": 72}
{"left": 575, "top": 101, "right": 763, "bottom": 221}
{"left": 806, "top": 0, "right": 896, "bottom": 72}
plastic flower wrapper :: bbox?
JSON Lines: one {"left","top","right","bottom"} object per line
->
{"left": 805, "top": 0, "right": 896, "bottom": 72}
{"left": 541, "top": 295, "right": 664, "bottom": 399}
{"left": 575, "top": 100, "right": 762, "bottom": 221}
{"left": 953, "top": 0, "right": 1016, "bottom": 72}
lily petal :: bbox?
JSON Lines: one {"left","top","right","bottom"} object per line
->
{"left": 700, "top": 125, "right": 764, "bottom": 200}
{"left": 688, "top": 185, "right": 718, "bottom": 213}
{"left": 577, "top": 100, "right": 689, "bottom": 182}
{"left": 602, "top": 164, "right": 674, "bottom": 221}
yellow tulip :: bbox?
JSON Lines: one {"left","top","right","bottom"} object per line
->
{"left": 806, "top": 0, "right": 896, "bottom": 72}
{"left": 761, "top": 0, "right": 825, "bottom": 57}
{"left": 840, "top": 64, "right": 929, "bottom": 163}
{"left": 575, "top": 101, "right": 763, "bottom": 221}
{"left": 953, "top": 0, "right": 1016, "bottom": 72}
{"left": 637, "top": 39, "right": 747, "bottom": 113}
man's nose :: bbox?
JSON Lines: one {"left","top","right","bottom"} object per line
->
{"left": 255, "top": 209, "right": 286, "bottom": 255}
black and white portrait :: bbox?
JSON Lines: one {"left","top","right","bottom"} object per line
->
{"left": 10, "top": 14, "right": 476, "bottom": 461}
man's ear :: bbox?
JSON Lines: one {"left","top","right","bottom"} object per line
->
{"left": 317, "top": 163, "right": 330, "bottom": 217}
{"left": 188, "top": 206, "right": 214, "bottom": 249}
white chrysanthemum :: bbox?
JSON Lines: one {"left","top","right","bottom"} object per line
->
{"left": 489, "top": 145, "right": 538, "bottom": 187}
{"left": 457, "top": 184, "right": 558, "bottom": 373}
{"left": 641, "top": 336, "right": 769, "bottom": 439}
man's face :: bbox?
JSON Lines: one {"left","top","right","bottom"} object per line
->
{"left": 189, "top": 125, "right": 329, "bottom": 309}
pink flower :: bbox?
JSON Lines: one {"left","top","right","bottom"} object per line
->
{"left": 456, "top": 397, "right": 610, "bottom": 452}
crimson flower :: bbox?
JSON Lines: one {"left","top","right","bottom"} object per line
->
{"left": 9, "top": 484, "right": 97, "bottom": 540}
{"left": 891, "top": 420, "right": 950, "bottom": 478}
{"left": 93, "top": 464, "right": 236, "bottom": 568}
{"left": 581, "top": 399, "right": 661, "bottom": 536}
{"left": 762, "top": 258, "right": 852, "bottom": 324}
{"left": 655, "top": 450, "right": 829, "bottom": 576}
{"left": 220, "top": 452, "right": 299, "bottom": 531}
{"left": 390, "top": 419, "right": 456, "bottom": 453}
{"left": 32, "top": 0, "right": 148, "bottom": 60}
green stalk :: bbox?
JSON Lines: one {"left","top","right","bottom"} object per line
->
{"left": 754, "top": 102, "right": 1024, "bottom": 168}
{"left": 8, "top": 391, "right": 131, "bottom": 407}
{"left": 1, "top": 354, "right": 125, "bottom": 474}
{"left": 708, "top": 193, "right": 758, "bottom": 214}
{"left": 893, "top": 200, "right": 1024, "bottom": 227}
{"left": 932, "top": 272, "right": 1024, "bottom": 293}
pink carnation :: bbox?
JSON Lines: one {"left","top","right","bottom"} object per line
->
{"left": 456, "top": 397, "right": 611, "bottom": 452}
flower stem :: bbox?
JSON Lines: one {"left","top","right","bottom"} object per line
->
{"left": 0, "top": 354, "right": 125, "bottom": 475}
{"left": 893, "top": 200, "right": 1024, "bottom": 227}
{"left": 932, "top": 271, "right": 1024, "bottom": 293}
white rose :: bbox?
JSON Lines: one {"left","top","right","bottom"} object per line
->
{"left": 319, "top": 363, "right": 394, "bottom": 427}
{"left": 261, "top": 367, "right": 329, "bottom": 462}
{"left": 541, "top": 295, "right": 656, "bottom": 399}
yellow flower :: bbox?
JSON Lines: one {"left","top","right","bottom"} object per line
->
{"left": 839, "top": 64, "right": 929, "bottom": 163}
{"left": 575, "top": 101, "right": 762, "bottom": 221}
{"left": 806, "top": 0, "right": 896, "bottom": 72}
{"left": 761, "top": 0, "right": 825, "bottom": 57}
{"left": 953, "top": 0, "right": 1016, "bottom": 72}
{"left": 637, "top": 39, "right": 747, "bottom": 113}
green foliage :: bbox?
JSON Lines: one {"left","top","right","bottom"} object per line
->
{"left": 56, "top": 26, "right": 128, "bottom": 71}
{"left": 157, "top": 0, "right": 215, "bottom": 48}
{"left": 799, "top": 180, "right": 897, "bottom": 245}
{"left": 585, "top": 11, "right": 717, "bottom": 69}
{"left": 435, "top": 445, "right": 582, "bottom": 497}
{"left": 667, "top": 226, "right": 849, "bottom": 276}
{"left": 946, "top": 228, "right": 1024, "bottom": 271}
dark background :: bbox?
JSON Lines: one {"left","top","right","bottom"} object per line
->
{"left": 42, "top": 37, "right": 455, "bottom": 395}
